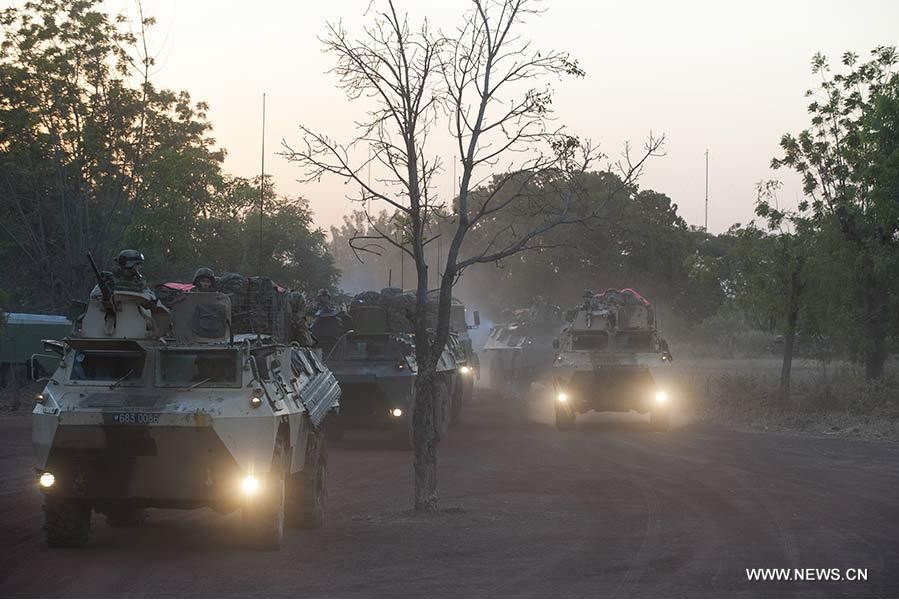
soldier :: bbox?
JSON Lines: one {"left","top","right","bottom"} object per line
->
{"left": 110, "top": 249, "right": 148, "bottom": 293}
{"left": 192, "top": 267, "right": 217, "bottom": 292}
{"left": 310, "top": 288, "right": 333, "bottom": 316}
{"left": 288, "top": 291, "right": 316, "bottom": 346}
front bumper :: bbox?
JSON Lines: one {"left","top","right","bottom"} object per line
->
{"left": 36, "top": 423, "right": 248, "bottom": 508}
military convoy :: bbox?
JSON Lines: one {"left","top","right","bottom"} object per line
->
{"left": 551, "top": 289, "right": 673, "bottom": 430}
{"left": 482, "top": 298, "right": 563, "bottom": 390}
{"left": 31, "top": 258, "right": 339, "bottom": 549}
{"left": 311, "top": 288, "right": 466, "bottom": 448}
{"left": 26, "top": 245, "right": 674, "bottom": 552}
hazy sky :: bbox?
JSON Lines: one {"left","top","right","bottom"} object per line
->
{"left": 100, "top": 0, "right": 898, "bottom": 233}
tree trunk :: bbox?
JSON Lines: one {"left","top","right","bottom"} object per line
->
{"left": 411, "top": 367, "right": 439, "bottom": 512}
{"left": 779, "top": 309, "right": 797, "bottom": 403}
{"left": 779, "top": 270, "right": 801, "bottom": 403}
{"left": 862, "top": 268, "right": 888, "bottom": 381}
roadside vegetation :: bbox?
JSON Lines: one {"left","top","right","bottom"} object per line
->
{"left": 0, "top": 0, "right": 337, "bottom": 313}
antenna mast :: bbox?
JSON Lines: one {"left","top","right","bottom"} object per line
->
{"left": 259, "top": 93, "right": 266, "bottom": 276}
{"left": 704, "top": 148, "right": 709, "bottom": 232}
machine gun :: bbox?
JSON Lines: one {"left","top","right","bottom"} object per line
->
{"left": 87, "top": 252, "right": 117, "bottom": 318}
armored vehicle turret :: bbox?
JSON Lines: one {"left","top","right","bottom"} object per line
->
{"left": 482, "top": 298, "right": 563, "bottom": 390}
{"left": 32, "top": 269, "right": 339, "bottom": 550}
{"left": 313, "top": 288, "right": 463, "bottom": 448}
{"left": 551, "top": 288, "right": 673, "bottom": 430}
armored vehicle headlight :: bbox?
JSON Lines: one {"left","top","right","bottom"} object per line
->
{"left": 460, "top": 365, "right": 471, "bottom": 375}
{"left": 557, "top": 392, "right": 568, "bottom": 403}
{"left": 34, "top": 393, "right": 45, "bottom": 405}
{"left": 241, "top": 475, "right": 260, "bottom": 495}
{"left": 249, "top": 395, "right": 263, "bottom": 408}
{"left": 39, "top": 472, "right": 55, "bottom": 488}
{"left": 655, "top": 390, "right": 668, "bottom": 404}
{"left": 391, "top": 408, "right": 403, "bottom": 418}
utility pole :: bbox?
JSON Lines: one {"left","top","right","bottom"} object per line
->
{"left": 704, "top": 148, "right": 709, "bottom": 232}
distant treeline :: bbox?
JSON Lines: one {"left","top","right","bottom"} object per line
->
{"left": 0, "top": 0, "right": 338, "bottom": 313}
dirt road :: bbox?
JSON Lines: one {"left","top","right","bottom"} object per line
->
{"left": 1, "top": 389, "right": 897, "bottom": 597}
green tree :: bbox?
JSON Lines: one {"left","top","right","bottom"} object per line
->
{"left": 0, "top": 0, "right": 223, "bottom": 309}
{"left": 772, "top": 47, "right": 899, "bottom": 379}
{"left": 732, "top": 181, "right": 816, "bottom": 398}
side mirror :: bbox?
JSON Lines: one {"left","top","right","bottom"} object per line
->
{"left": 28, "top": 354, "right": 59, "bottom": 381}
{"left": 552, "top": 338, "right": 560, "bottom": 349}
{"left": 473, "top": 310, "right": 481, "bottom": 327}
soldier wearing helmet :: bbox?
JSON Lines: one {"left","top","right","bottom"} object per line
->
{"left": 192, "top": 267, "right": 217, "bottom": 292}
{"left": 110, "top": 249, "right": 148, "bottom": 292}
{"left": 313, "top": 288, "right": 333, "bottom": 315}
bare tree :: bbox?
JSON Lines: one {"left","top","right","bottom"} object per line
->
{"left": 283, "top": 0, "right": 663, "bottom": 511}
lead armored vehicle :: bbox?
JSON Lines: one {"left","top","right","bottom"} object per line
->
{"left": 551, "top": 288, "right": 673, "bottom": 430}
{"left": 313, "top": 288, "right": 462, "bottom": 447}
{"left": 32, "top": 271, "right": 339, "bottom": 549}
{"left": 482, "top": 298, "right": 563, "bottom": 390}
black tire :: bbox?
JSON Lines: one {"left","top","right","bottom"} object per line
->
{"left": 463, "top": 376, "right": 475, "bottom": 404}
{"left": 650, "top": 409, "right": 670, "bottom": 431}
{"left": 243, "top": 437, "right": 287, "bottom": 550}
{"left": 104, "top": 505, "right": 146, "bottom": 528}
{"left": 450, "top": 377, "right": 464, "bottom": 427}
{"left": 287, "top": 424, "right": 328, "bottom": 529}
{"left": 555, "top": 405, "right": 576, "bottom": 430}
{"left": 44, "top": 497, "right": 91, "bottom": 548}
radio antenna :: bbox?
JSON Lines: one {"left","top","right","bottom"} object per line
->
{"left": 704, "top": 148, "right": 709, "bottom": 232}
{"left": 259, "top": 93, "right": 266, "bottom": 276}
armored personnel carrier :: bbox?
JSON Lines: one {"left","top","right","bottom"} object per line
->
{"left": 313, "top": 288, "right": 462, "bottom": 447}
{"left": 32, "top": 271, "right": 339, "bottom": 550}
{"left": 446, "top": 296, "right": 480, "bottom": 404}
{"left": 482, "top": 298, "right": 563, "bottom": 390}
{"left": 551, "top": 288, "right": 673, "bottom": 430}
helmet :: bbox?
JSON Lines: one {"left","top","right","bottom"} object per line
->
{"left": 192, "top": 267, "right": 216, "bottom": 286}
{"left": 116, "top": 249, "right": 144, "bottom": 270}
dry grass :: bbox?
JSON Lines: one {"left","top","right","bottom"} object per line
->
{"left": 673, "top": 356, "right": 899, "bottom": 442}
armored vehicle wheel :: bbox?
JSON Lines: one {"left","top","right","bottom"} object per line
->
{"left": 450, "top": 378, "right": 464, "bottom": 427}
{"left": 554, "top": 405, "right": 576, "bottom": 430}
{"left": 287, "top": 424, "right": 328, "bottom": 529}
{"left": 463, "top": 376, "right": 475, "bottom": 404}
{"left": 44, "top": 497, "right": 91, "bottom": 548}
{"left": 104, "top": 505, "right": 146, "bottom": 527}
{"left": 650, "top": 409, "right": 670, "bottom": 431}
{"left": 244, "top": 437, "right": 287, "bottom": 550}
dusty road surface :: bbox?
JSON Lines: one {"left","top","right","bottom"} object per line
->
{"left": 1, "top": 389, "right": 898, "bottom": 598}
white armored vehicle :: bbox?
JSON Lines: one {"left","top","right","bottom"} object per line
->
{"left": 483, "top": 299, "right": 563, "bottom": 390}
{"left": 551, "top": 288, "right": 673, "bottom": 430}
{"left": 32, "top": 270, "right": 339, "bottom": 549}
